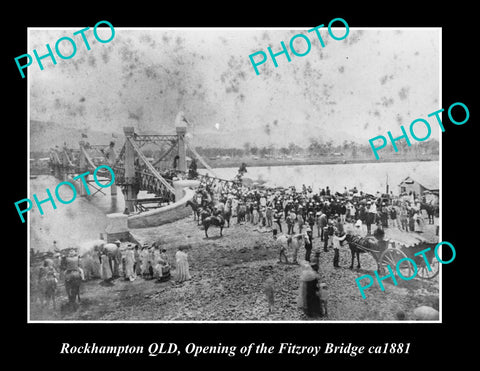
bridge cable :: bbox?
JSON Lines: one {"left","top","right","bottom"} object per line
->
{"left": 184, "top": 139, "right": 219, "bottom": 178}
{"left": 127, "top": 137, "right": 175, "bottom": 194}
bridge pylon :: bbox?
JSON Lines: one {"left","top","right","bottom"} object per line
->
{"left": 175, "top": 111, "right": 188, "bottom": 173}
{"left": 123, "top": 127, "right": 139, "bottom": 213}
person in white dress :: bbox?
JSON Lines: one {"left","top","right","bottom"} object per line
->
{"left": 175, "top": 245, "right": 191, "bottom": 282}
{"left": 124, "top": 245, "right": 135, "bottom": 281}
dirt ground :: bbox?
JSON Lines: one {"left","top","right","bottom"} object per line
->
{"left": 29, "top": 216, "right": 440, "bottom": 322}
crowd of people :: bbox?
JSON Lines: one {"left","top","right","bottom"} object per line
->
{"left": 193, "top": 172, "right": 438, "bottom": 318}
{"left": 31, "top": 239, "right": 192, "bottom": 308}
{"left": 32, "top": 166, "right": 438, "bottom": 318}
{"left": 195, "top": 172, "right": 436, "bottom": 240}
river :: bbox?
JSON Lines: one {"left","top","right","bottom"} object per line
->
{"left": 29, "top": 160, "right": 439, "bottom": 252}
{"left": 200, "top": 160, "right": 439, "bottom": 195}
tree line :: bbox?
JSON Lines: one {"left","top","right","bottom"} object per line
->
{"left": 191, "top": 138, "right": 439, "bottom": 159}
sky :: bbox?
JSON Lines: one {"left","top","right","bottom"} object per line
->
{"left": 28, "top": 26, "right": 440, "bottom": 148}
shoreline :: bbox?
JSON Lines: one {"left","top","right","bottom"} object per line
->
{"left": 198, "top": 156, "right": 438, "bottom": 170}
{"left": 29, "top": 156, "right": 439, "bottom": 176}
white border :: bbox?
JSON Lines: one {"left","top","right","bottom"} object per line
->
{"left": 27, "top": 26, "right": 442, "bottom": 324}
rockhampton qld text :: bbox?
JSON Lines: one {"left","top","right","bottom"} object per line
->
{"left": 356, "top": 241, "right": 456, "bottom": 299}
{"left": 15, "top": 165, "right": 115, "bottom": 223}
{"left": 59, "top": 341, "right": 411, "bottom": 358}
{"left": 14, "top": 20, "right": 115, "bottom": 78}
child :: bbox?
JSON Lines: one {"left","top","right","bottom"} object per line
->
{"left": 319, "top": 282, "right": 328, "bottom": 317}
{"left": 264, "top": 277, "right": 275, "bottom": 314}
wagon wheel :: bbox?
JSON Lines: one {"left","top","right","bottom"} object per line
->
{"left": 378, "top": 248, "right": 413, "bottom": 279}
{"left": 417, "top": 256, "right": 439, "bottom": 280}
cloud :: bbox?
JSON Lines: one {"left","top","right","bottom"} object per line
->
{"left": 29, "top": 28, "right": 440, "bottom": 147}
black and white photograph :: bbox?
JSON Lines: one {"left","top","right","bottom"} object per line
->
{"left": 26, "top": 25, "right": 443, "bottom": 323}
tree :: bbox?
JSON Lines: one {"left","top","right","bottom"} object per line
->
{"left": 243, "top": 142, "right": 251, "bottom": 157}
{"left": 325, "top": 140, "right": 333, "bottom": 154}
{"left": 259, "top": 146, "right": 269, "bottom": 158}
{"left": 350, "top": 141, "right": 358, "bottom": 157}
{"left": 288, "top": 142, "right": 297, "bottom": 156}
{"left": 308, "top": 138, "right": 321, "bottom": 156}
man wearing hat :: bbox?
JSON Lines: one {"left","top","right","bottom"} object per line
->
{"left": 273, "top": 208, "right": 283, "bottom": 233}
{"left": 380, "top": 202, "right": 389, "bottom": 228}
{"left": 333, "top": 226, "right": 347, "bottom": 268}
{"left": 365, "top": 201, "right": 375, "bottom": 235}
{"left": 340, "top": 201, "right": 347, "bottom": 224}
{"left": 304, "top": 227, "right": 314, "bottom": 262}
{"left": 287, "top": 210, "right": 296, "bottom": 235}
{"left": 296, "top": 206, "right": 304, "bottom": 234}
{"left": 307, "top": 211, "right": 315, "bottom": 231}
{"left": 63, "top": 248, "right": 85, "bottom": 281}
{"left": 318, "top": 211, "right": 328, "bottom": 240}
{"left": 110, "top": 240, "right": 122, "bottom": 278}
{"left": 352, "top": 219, "right": 366, "bottom": 237}
{"left": 323, "top": 221, "right": 334, "bottom": 252}
{"left": 266, "top": 205, "right": 273, "bottom": 228}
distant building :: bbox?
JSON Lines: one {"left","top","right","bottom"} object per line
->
{"left": 398, "top": 175, "right": 439, "bottom": 201}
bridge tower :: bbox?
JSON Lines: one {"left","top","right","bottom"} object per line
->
{"left": 174, "top": 111, "right": 188, "bottom": 173}
{"left": 123, "top": 126, "right": 139, "bottom": 213}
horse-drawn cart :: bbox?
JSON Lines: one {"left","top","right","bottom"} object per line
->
{"left": 346, "top": 228, "right": 439, "bottom": 280}
{"left": 379, "top": 229, "right": 439, "bottom": 280}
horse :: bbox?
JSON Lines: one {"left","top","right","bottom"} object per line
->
{"left": 186, "top": 199, "right": 202, "bottom": 224}
{"left": 419, "top": 202, "right": 437, "bottom": 224}
{"left": 237, "top": 203, "right": 246, "bottom": 223}
{"left": 199, "top": 207, "right": 213, "bottom": 225}
{"left": 39, "top": 273, "right": 57, "bottom": 310}
{"left": 37, "top": 260, "right": 58, "bottom": 309}
{"left": 344, "top": 233, "right": 383, "bottom": 269}
{"left": 202, "top": 215, "right": 225, "bottom": 238}
{"left": 64, "top": 270, "right": 82, "bottom": 306}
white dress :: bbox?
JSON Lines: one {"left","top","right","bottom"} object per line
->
{"left": 175, "top": 250, "right": 191, "bottom": 282}
{"left": 101, "top": 254, "right": 112, "bottom": 280}
{"left": 124, "top": 249, "right": 135, "bottom": 280}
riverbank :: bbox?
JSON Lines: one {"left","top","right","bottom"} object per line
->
{"left": 30, "top": 217, "right": 439, "bottom": 322}
{"left": 29, "top": 155, "right": 438, "bottom": 175}
{"left": 197, "top": 155, "right": 438, "bottom": 170}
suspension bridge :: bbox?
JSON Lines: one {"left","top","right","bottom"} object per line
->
{"left": 48, "top": 117, "right": 240, "bottom": 216}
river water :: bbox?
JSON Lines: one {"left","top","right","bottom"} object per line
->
{"left": 29, "top": 160, "right": 439, "bottom": 252}
{"left": 200, "top": 160, "right": 439, "bottom": 195}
